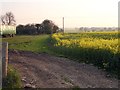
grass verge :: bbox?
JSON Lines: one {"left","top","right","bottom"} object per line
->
{"left": 2, "top": 65, "right": 22, "bottom": 89}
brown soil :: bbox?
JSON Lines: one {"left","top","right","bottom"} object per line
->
{"left": 8, "top": 50, "right": 118, "bottom": 88}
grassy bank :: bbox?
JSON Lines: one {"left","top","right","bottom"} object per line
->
{"left": 2, "top": 65, "right": 22, "bottom": 89}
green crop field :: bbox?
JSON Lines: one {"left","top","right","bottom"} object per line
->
{"left": 2, "top": 35, "right": 50, "bottom": 53}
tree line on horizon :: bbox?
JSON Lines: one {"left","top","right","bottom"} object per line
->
{"left": 16, "top": 19, "right": 59, "bottom": 35}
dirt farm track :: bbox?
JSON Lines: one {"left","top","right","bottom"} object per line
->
{"left": 9, "top": 50, "right": 118, "bottom": 88}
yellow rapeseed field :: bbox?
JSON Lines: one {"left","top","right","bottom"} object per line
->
{"left": 51, "top": 31, "right": 119, "bottom": 75}
{"left": 52, "top": 32, "right": 119, "bottom": 54}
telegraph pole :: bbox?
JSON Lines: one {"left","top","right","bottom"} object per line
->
{"left": 63, "top": 17, "right": 64, "bottom": 33}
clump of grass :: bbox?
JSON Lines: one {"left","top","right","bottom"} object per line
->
{"left": 71, "top": 86, "right": 80, "bottom": 90}
{"left": 63, "top": 77, "right": 72, "bottom": 84}
{"left": 2, "top": 65, "right": 22, "bottom": 89}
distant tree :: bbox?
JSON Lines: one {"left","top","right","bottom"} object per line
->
{"left": 24, "top": 24, "right": 33, "bottom": 34}
{"left": 17, "top": 25, "right": 24, "bottom": 29}
{"left": 0, "top": 12, "right": 16, "bottom": 25}
{"left": 35, "top": 24, "right": 41, "bottom": 30}
{"left": 42, "top": 19, "right": 49, "bottom": 33}
{"left": 53, "top": 25, "right": 59, "bottom": 33}
{"left": 16, "top": 25, "right": 25, "bottom": 35}
{"left": 30, "top": 24, "right": 37, "bottom": 34}
{"left": 35, "top": 24, "right": 42, "bottom": 34}
{"left": 42, "top": 19, "right": 58, "bottom": 34}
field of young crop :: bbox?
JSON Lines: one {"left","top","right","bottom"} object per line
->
{"left": 51, "top": 31, "right": 119, "bottom": 77}
{"left": 3, "top": 35, "right": 50, "bottom": 53}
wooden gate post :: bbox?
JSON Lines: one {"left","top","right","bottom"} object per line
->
{"left": 0, "top": 42, "right": 2, "bottom": 88}
{"left": 2, "top": 42, "right": 8, "bottom": 78}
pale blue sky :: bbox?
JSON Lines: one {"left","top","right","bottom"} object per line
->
{"left": 0, "top": 0, "right": 119, "bottom": 28}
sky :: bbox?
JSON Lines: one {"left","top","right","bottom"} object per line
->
{"left": 0, "top": 0, "right": 119, "bottom": 28}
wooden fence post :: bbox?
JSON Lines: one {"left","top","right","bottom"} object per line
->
{"left": 0, "top": 42, "right": 2, "bottom": 88}
{"left": 2, "top": 42, "right": 8, "bottom": 78}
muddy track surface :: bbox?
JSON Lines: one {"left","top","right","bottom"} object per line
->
{"left": 8, "top": 50, "right": 118, "bottom": 88}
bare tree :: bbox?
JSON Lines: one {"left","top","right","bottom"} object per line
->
{"left": 1, "top": 15, "right": 6, "bottom": 25}
{"left": 0, "top": 12, "right": 16, "bottom": 25}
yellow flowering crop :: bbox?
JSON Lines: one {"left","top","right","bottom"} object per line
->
{"left": 52, "top": 32, "right": 119, "bottom": 54}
